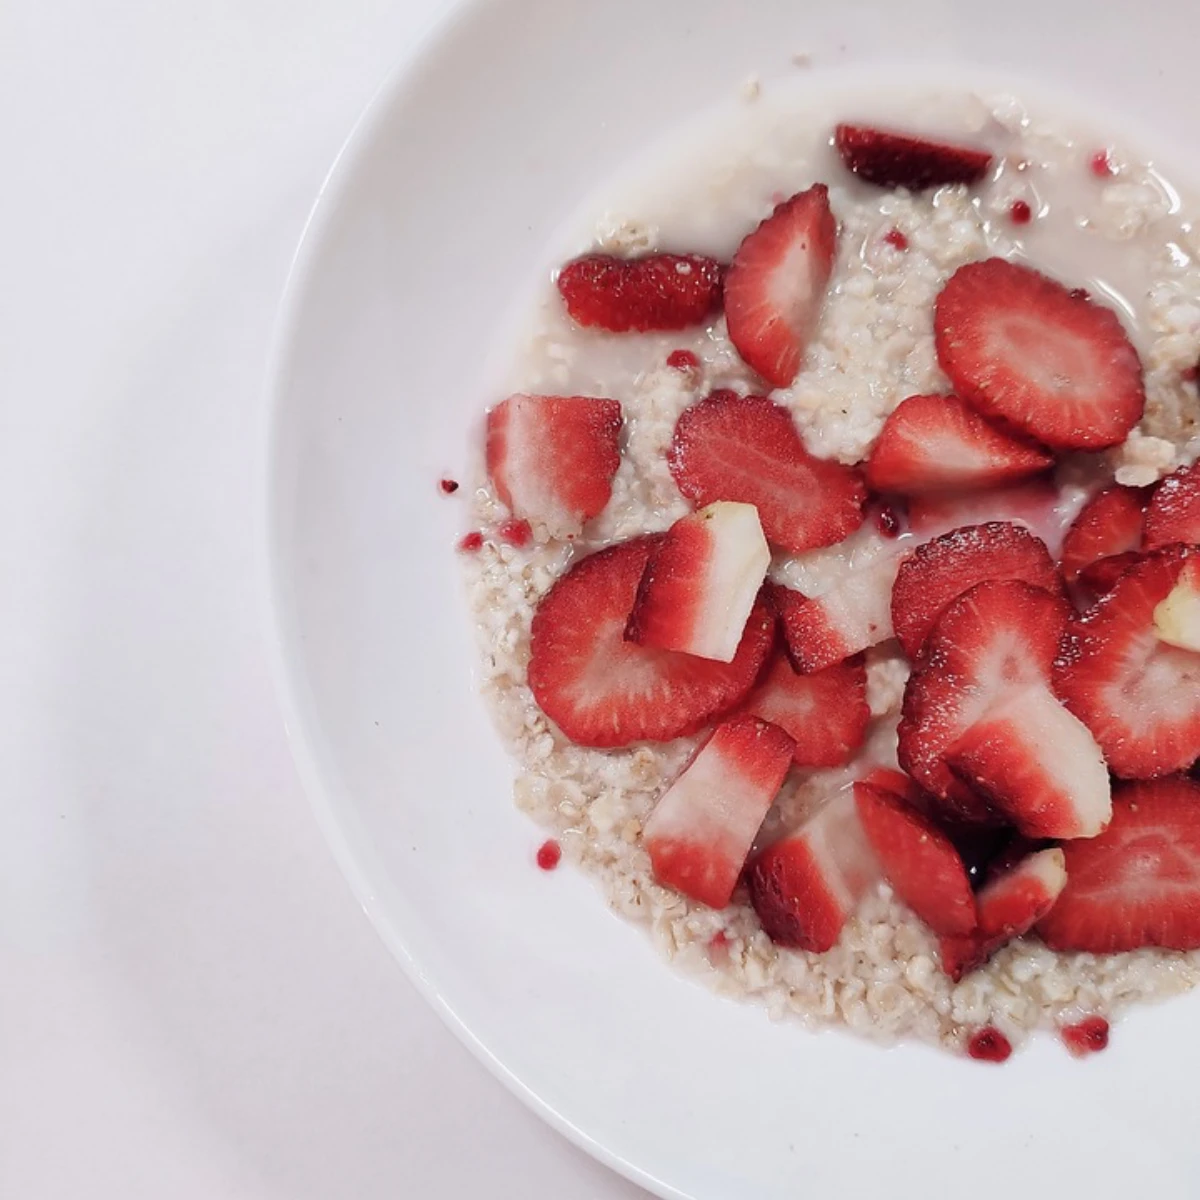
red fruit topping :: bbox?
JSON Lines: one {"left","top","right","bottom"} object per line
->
{"left": 669, "top": 391, "right": 866, "bottom": 554}
{"left": 865, "top": 394, "right": 1053, "bottom": 496}
{"left": 855, "top": 779, "right": 976, "bottom": 935}
{"left": 1090, "top": 150, "right": 1116, "bottom": 178}
{"left": 1144, "top": 460, "right": 1200, "bottom": 550}
{"left": 439, "top": 477, "right": 460, "bottom": 494}
{"left": 934, "top": 258, "right": 1145, "bottom": 450}
{"left": 739, "top": 652, "right": 869, "bottom": 768}
{"left": 883, "top": 228, "right": 909, "bottom": 251}
{"left": 966, "top": 1026, "right": 1012, "bottom": 1063}
{"left": 486, "top": 393, "right": 623, "bottom": 538}
{"left": 1061, "top": 1017, "right": 1110, "bottom": 1057}
{"left": 891, "top": 521, "right": 1063, "bottom": 658}
{"left": 723, "top": 185, "right": 838, "bottom": 387}
{"left": 1183, "top": 364, "right": 1199, "bottom": 384}
{"left": 645, "top": 716, "right": 795, "bottom": 908}
{"left": 1077, "top": 551, "right": 1143, "bottom": 597}
{"left": 458, "top": 531, "right": 484, "bottom": 552}
{"left": 1055, "top": 546, "right": 1200, "bottom": 778}
{"left": 875, "top": 503, "right": 902, "bottom": 538}
{"left": 1009, "top": 199, "right": 1033, "bottom": 224}
{"left": 557, "top": 253, "right": 724, "bottom": 332}
{"left": 497, "top": 517, "right": 533, "bottom": 547}
{"left": 1038, "top": 776, "right": 1200, "bottom": 952}
{"left": 667, "top": 348, "right": 700, "bottom": 371}
{"left": 834, "top": 124, "right": 993, "bottom": 190}
{"left": 536, "top": 839, "right": 562, "bottom": 870}
{"left": 1061, "top": 486, "right": 1147, "bottom": 582}
{"left": 528, "top": 537, "right": 774, "bottom": 747}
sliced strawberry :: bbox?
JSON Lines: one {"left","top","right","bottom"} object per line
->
{"left": 739, "top": 651, "right": 869, "bottom": 768}
{"left": 644, "top": 715, "right": 794, "bottom": 908}
{"left": 906, "top": 479, "right": 1070, "bottom": 555}
{"left": 1144, "top": 460, "right": 1200, "bottom": 550}
{"left": 669, "top": 391, "right": 866, "bottom": 554}
{"left": 747, "top": 787, "right": 880, "bottom": 951}
{"left": 834, "top": 124, "right": 993, "bottom": 190}
{"left": 486, "top": 394, "right": 623, "bottom": 537}
{"left": 945, "top": 682, "right": 1111, "bottom": 839}
{"left": 626, "top": 501, "right": 769, "bottom": 662}
{"left": 723, "top": 185, "right": 838, "bottom": 387}
{"left": 1061, "top": 485, "right": 1147, "bottom": 583}
{"left": 865, "top": 394, "right": 1052, "bottom": 495}
{"left": 898, "top": 579, "right": 1071, "bottom": 821}
{"left": 1055, "top": 545, "right": 1200, "bottom": 778}
{"left": 935, "top": 258, "right": 1145, "bottom": 450}
{"left": 1078, "top": 551, "right": 1143, "bottom": 597}
{"left": 1037, "top": 776, "right": 1200, "bottom": 952}
{"left": 890, "top": 521, "right": 1063, "bottom": 658}
{"left": 556, "top": 253, "right": 724, "bottom": 332}
{"left": 528, "top": 537, "right": 774, "bottom": 747}
{"left": 855, "top": 780, "right": 976, "bottom": 935}
{"left": 939, "top": 847, "right": 1067, "bottom": 980}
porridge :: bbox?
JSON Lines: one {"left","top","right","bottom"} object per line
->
{"left": 456, "top": 82, "right": 1200, "bottom": 1060}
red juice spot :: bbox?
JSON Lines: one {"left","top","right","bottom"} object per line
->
{"left": 1183, "top": 365, "right": 1199, "bottom": 384}
{"left": 1061, "top": 1016, "right": 1110, "bottom": 1057}
{"left": 439, "top": 477, "right": 460, "bottom": 494}
{"left": 536, "top": 839, "right": 562, "bottom": 870}
{"left": 497, "top": 517, "right": 533, "bottom": 547}
{"left": 707, "top": 930, "right": 731, "bottom": 965}
{"left": 1069, "top": 287, "right": 1091, "bottom": 301}
{"left": 874, "top": 503, "right": 902, "bottom": 538}
{"left": 883, "top": 228, "right": 909, "bottom": 251}
{"left": 457, "top": 531, "right": 484, "bottom": 553}
{"left": 1009, "top": 200, "right": 1033, "bottom": 225}
{"left": 1090, "top": 150, "right": 1115, "bottom": 178}
{"left": 667, "top": 348, "right": 699, "bottom": 372}
{"left": 967, "top": 1026, "right": 1012, "bottom": 1063}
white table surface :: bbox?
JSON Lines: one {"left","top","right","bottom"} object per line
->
{"left": 0, "top": 2, "right": 647, "bottom": 1195}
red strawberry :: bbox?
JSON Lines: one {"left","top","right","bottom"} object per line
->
{"left": 906, "top": 479, "right": 1069, "bottom": 555}
{"left": 1144, "top": 460, "right": 1200, "bottom": 550}
{"left": 1061, "top": 485, "right": 1147, "bottom": 583}
{"left": 945, "top": 682, "right": 1111, "bottom": 839}
{"left": 865, "top": 394, "right": 1052, "bottom": 494}
{"left": 898, "top": 579, "right": 1071, "bottom": 822}
{"left": 528, "top": 537, "right": 774, "bottom": 747}
{"left": 556, "top": 253, "right": 724, "bottom": 332}
{"left": 669, "top": 391, "right": 866, "bottom": 554}
{"left": 723, "top": 186, "right": 838, "bottom": 387}
{"left": 739, "top": 652, "right": 869, "bottom": 768}
{"left": 940, "top": 847, "right": 1067, "bottom": 980}
{"left": 935, "top": 258, "right": 1145, "bottom": 450}
{"left": 644, "top": 715, "right": 794, "bottom": 908}
{"left": 834, "top": 124, "right": 993, "bottom": 190}
{"left": 626, "top": 502, "right": 769, "bottom": 662}
{"left": 1054, "top": 545, "right": 1200, "bottom": 778}
{"left": 1037, "top": 776, "right": 1200, "bottom": 952}
{"left": 890, "top": 521, "right": 1063, "bottom": 658}
{"left": 486, "top": 393, "right": 623, "bottom": 537}
{"left": 747, "top": 787, "right": 880, "bottom": 951}
{"left": 855, "top": 779, "right": 976, "bottom": 935}
{"left": 1077, "top": 551, "right": 1143, "bottom": 597}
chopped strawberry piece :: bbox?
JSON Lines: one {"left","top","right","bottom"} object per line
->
{"left": 898, "top": 579, "right": 1071, "bottom": 822}
{"left": 934, "top": 258, "right": 1145, "bottom": 450}
{"left": 855, "top": 779, "right": 976, "bottom": 935}
{"left": 966, "top": 1027, "right": 1012, "bottom": 1062}
{"left": 644, "top": 715, "right": 794, "bottom": 908}
{"left": 834, "top": 124, "right": 993, "bottom": 190}
{"left": 891, "top": 521, "right": 1063, "bottom": 658}
{"left": 528, "top": 537, "right": 774, "bottom": 747}
{"left": 1055, "top": 546, "right": 1200, "bottom": 778}
{"left": 723, "top": 186, "right": 838, "bottom": 387}
{"left": 1144, "top": 460, "right": 1200, "bottom": 550}
{"left": 865, "top": 394, "right": 1052, "bottom": 495}
{"left": 1061, "top": 485, "right": 1147, "bottom": 583}
{"left": 1037, "top": 776, "right": 1200, "bottom": 952}
{"left": 747, "top": 787, "right": 880, "bottom": 950}
{"left": 739, "top": 652, "right": 869, "bottom": 767}
{"left": 1061, "top": 1017, "right": 1110, "bottom": 1057}
{"left": 486, "top": 393, "right": 623, "bottom": 538}
{"left": 1077, "top": 551, "right": 1143, "bottom": 597}
{"left": 626, "top": 502, "right": 769, "bottom": 662}
{"left": 669, "top": 391, "right": 866, "bottom": 554}
{"left": 940, "top": 847, "right": 1067, "bottom": 980}
{"left": 557, "top": 253, "right": 724, "bottom": 332}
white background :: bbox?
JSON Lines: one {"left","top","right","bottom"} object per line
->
{"left": 1, "top": 2, "right": 645, "bottom": 1195}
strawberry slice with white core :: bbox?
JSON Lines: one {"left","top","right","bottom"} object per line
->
{"left": 1061, "top": 485, "right": 1146, "bottom": 583}
{"left": 946, "top": 683, "right": 1112, "bottom": 839}
{"left": 1144, "top": 460, "right": 1200, "bottom": 550}
{"left": 854, "top": 779, "right": 977, "bottom": 935}
{"left": 890, "top": 521, "right": 1063, "bottom": 659}
{"left": 939, "top": 847, "right": 1067, "bottom": 980}
{"left": 1055, "top": 545, "right": 1200, "bottom": 778}
{"left": 935, "top": 258, "right": 1145, "bottom": 451}
{"left": 486, "top": 393, "right": 623, "bottom": 537}
{"left": 898, "top": 579, "right": 1071, "bottom": 823}
{"left": 626, "top": 502, "right": 769, "bottom": 662}
{"left": 747, "top": 786, "right": 880, "bottom": 950}
{"left": 1153, "top": 558, "right": 1200, "bottom": 651}
{"left": 1037, "top": 776, "right": 1200, "bottom": 953}
{"left": 723, "top": 185, "right": 838, "bottom": 388}
{"left": 865, "top": 393, "right": 1052, "bottom": 495}
{"left": 528, "top": 537, "right": 775, "bottom": 747}
{"left": 739, "top": 652, "right": 869, "bottom": 768}
{"left": 644, "top": 715, "right": 794, "bottom": 909}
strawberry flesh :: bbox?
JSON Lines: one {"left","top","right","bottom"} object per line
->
{"left": 1061, "top": 485, "right": 1147, "bottom": 583}
{"left": 557, "top": 253, "right": 724, "bottom": 332}
{"left": 1144, "top": 460, "right": 1200, "bottom": 550}
{"left": 834, "top": 124, "right": 993, "bottom": 190}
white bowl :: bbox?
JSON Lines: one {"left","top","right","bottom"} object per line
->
{"left": 266, "top": 1, "right": 1200, "bottom": 1194}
